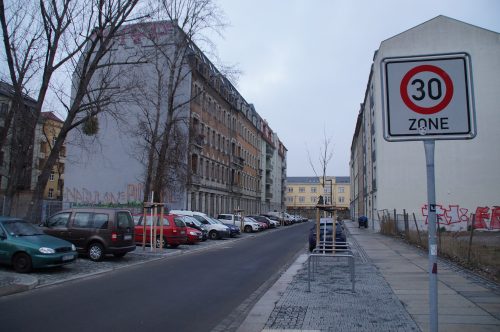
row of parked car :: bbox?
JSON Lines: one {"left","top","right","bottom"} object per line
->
{"left": 0, "top": 208, "right": 308, "bottom": 273}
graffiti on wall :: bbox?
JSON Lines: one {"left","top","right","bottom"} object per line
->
{"left": 421, "top": 204, "right": 500, "bottom": 230}
{"left": 64, "top": 183, "right": 145, "bottom": 206}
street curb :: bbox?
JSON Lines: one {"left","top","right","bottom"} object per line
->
{"left": 236, "top": 253, "right": 309, "bottom": 332}
{"left": 0, "top": 274, "right": 38, "bottom": 297}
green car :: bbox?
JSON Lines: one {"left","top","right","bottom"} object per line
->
{"left": 0, "top": 217, "right": 77, "bottom": 273}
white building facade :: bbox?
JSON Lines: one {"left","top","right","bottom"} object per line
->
{"left": 350, "top": 16, "right": 500, "bottom": 231}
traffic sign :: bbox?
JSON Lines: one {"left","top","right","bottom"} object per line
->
{"left": 381, "top": 53, "right": 476, "bottom": 141}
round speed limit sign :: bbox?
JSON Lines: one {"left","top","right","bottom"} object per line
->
{"left": 381, "top": 53, "right": 475, "bottom": 141}
{"left": 400, "top": 64, "right": 454, "bottom": 115}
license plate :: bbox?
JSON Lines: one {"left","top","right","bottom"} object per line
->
{"left": 62, "top": 254, "right": 74, "bottom": 261}
{"left": 124, "top": 234, "right": 132, "bottom": 240}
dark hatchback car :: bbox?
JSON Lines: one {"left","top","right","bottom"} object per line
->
{"left": 308, "top": 218, "right": 347, "bottom": 252}
{"left": 41, "top": 208, "right": 135, "bottom": 261}
{"left": 179, "top": 215, "right": 208, "bottom": 241}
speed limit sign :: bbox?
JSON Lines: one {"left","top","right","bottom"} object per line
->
{"left": 381, "top": 53, "right": 476, "bottom": 141}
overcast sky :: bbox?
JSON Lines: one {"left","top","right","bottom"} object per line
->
{"left": 211, "top": 0, "right": 500, "bottom": 177}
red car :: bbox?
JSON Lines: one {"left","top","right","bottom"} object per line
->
{"left": 133, "top": 214, "right": 187, "bottom": 248}
{"left": 185, "top": 226, "right": 203, "bottom": 244}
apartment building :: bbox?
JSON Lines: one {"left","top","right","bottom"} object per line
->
{"left": 0, "top": 82, "right": 66, "bottom": 216}
{"left": 285, "top": 176, "right": 350, "bottom": 218}
{"left": 350, "top": 16, "right": 500, "bottom": 231}
{"left": 64, "top": 21, "right": 286, "bottom": 216}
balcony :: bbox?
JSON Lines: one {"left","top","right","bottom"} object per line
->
{"left": 231, "top": 185, "right": 242, "bottom": 194}
{"left": 231, "top": 155, "right": 245, "bottom": 169}
{"left": 190, "top": 174, "right": 201, "bottom": 185}
{"left": 266, "top": 177, "right": 273, "bottom": 185}
{"left": 265, "top": 192, "right": 273, "bottom": 199}
{"left": 192, "top": 134, "right": 204, "bottom": 150}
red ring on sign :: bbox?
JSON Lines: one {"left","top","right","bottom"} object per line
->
{"left": 400, "top": 65, "right": 454, "bottom": 115}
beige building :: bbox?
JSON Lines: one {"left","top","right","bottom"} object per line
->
{"left": 37, "top": 112, "right": 66, "bottom": 201}
{"left": 0, "top": 82, "right": 66, "bottom": 217}
{"left": 285, "top": 176, "right": 350, "bottom": 218}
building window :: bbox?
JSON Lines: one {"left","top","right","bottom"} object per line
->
{"left": 299, "top": 196, "right": 305, "bottom": 203}
{"left": 311, "top": 187, "right": 317, "bottom": 193}
{"left": 48, "top": 188, "right": 54, "bottom": 198}
{"left": 287, "top": 187, "right": 293, "bottom": 193}
{"left": 49, "top": 170, "right": 55, "bottom": 181}
{"left": 338, "top": 196, "right": 345, "bottom": 203}
{"left": 338, "top": 187, "right": 345, "bottom": 193}
{"left": 310, "top": 196, "right": 317, "bottom": 203}
{"left": 299, "top": 187, "right": 305, "bottom": 193}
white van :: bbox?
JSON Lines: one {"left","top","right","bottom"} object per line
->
{"left": 169, "top": 210, "right": 230, "bottom": 240}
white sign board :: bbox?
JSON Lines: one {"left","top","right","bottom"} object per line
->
{"left": 381, "top": 53, "right": 476, "bottom": 141}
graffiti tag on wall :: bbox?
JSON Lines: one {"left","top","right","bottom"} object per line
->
{"left": 421, "top": 204, "right": 500, "bottom": 230}
{"left": 64, "top": 183, "right": 144, "bottom": 206}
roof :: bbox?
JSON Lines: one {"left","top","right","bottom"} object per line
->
{"left": 286, "top": 177, "right": 320, "bottom": 184}
{"left": 287, "top": 176, "right": 350, "bottom": 184}
{"left": 41, "top": 111, "right": 63, "bottom": 123}
{"left": 335, "top": 176, "right": 350, "bottom": 184}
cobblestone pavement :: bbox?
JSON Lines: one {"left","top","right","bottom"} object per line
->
{"left": 262, "top": 247, "right": 421, "bottom": 331}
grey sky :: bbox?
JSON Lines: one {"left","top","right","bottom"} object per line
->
{"left": 212, "top": 0, "right": 500, "bottom": 176}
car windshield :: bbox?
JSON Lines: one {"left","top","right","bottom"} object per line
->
{"left": 174, "top": 218, "right": 186, "bottom": 227}
{"left": 185, "top": 216, "right": 202, "bottom": 227}
{"left": 208, "top": 217, "right": 224, "bottom": 225}
{"left": 3, "top": 220, "right": 44, "bottom": 236}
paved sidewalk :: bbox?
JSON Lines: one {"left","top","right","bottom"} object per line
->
{"left": 238, "top": 220, "right": 500, "bottom": 332}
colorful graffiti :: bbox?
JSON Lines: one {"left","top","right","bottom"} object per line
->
{"left": 421, "top": 204, "right": 500, "bottom": 230}
{"left": 64, "top": 183, "right": 144, "bottom": 205}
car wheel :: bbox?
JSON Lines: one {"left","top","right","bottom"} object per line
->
{"left": 209, "top": 230, "right": 218, "bottom": 240}
{"left": 156, "top": 236, "right": 166, "bottom": 248}
{"left": 13, "top": 253, "right": 32, "bottom": 273}
{"left": 244, "top": 225, "right": 252, "bottom": 233}
{"left": 88, "top": 242, "right": 104, "bottom": 261}
{"left": 113, "top": 253, "right": 126, "bottom": 258}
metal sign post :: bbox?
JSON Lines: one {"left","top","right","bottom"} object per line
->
{"left": 424, "top": 140, "right": 438, "bottom": 332}
{"left": 381, "top": 53, "right": 476, "bottom": 332}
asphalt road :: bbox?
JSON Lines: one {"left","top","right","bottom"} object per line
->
{"left": 0, "top": 222, "right": 311, "bottom": 332}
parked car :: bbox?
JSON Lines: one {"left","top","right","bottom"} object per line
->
{"left": 0, "top": 217, "right": 77, "bottom": 273}
{"left": 179, "top": 215, "right": 208, "bottom": 241}
{"left": 247, "top": 215, "right": 276, "bottom": 228}
{"left": 133, "top": 214, "right": 187, "bottom": 248}
{"left": 217, "top": 214, "right": 261, "bottom": 233}
{"left": 185, "top": 226, "right": 203, "bottom": 244}
{"left": 246, "top": 216, "right": 268, "bottom": 230}
{"left": 208, "top": 217, "right": 240, "bottom": 237}
{"left": 41, "top": 208, "right": 135, "bottom": 262}
{"left": 262, "top": 214, "right": 283, "bottom": 227}
{"left": 308, "top": 218, "right": 347, "bottom": 252}
{"left": 170, "top": 210, "right": 230, "bottom": 240}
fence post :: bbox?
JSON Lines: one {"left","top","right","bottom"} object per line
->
{"left": 467, "top": 214, "right": 476, "bottom": 264}
{"left": 394, "top": 209, "right": 398, "bottom": 235}
{"left": 404, "top": 209, "right": 409, "bottom": 240}
{"left": 413, "top": 213, "right": 422, "bottom": 246}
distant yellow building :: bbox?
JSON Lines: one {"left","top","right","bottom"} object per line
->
{"left": 38, "top": 112, "right": 66, "bottom": 201}
{"left": 285, "top": 176, "right": 350, "bottom": 218}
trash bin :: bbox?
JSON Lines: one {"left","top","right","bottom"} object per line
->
{"left": 358, "top": 216, "right": 368, "bottom": 228}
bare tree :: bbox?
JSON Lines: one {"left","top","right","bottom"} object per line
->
{"left": 126, "top": 0, "right": 227, "bottom": 203}
{"left": 12, "top": 0, "right": 142, "bottom": 222}
{"left": 307, "top": 129, "right": 334, "bottom": 201}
